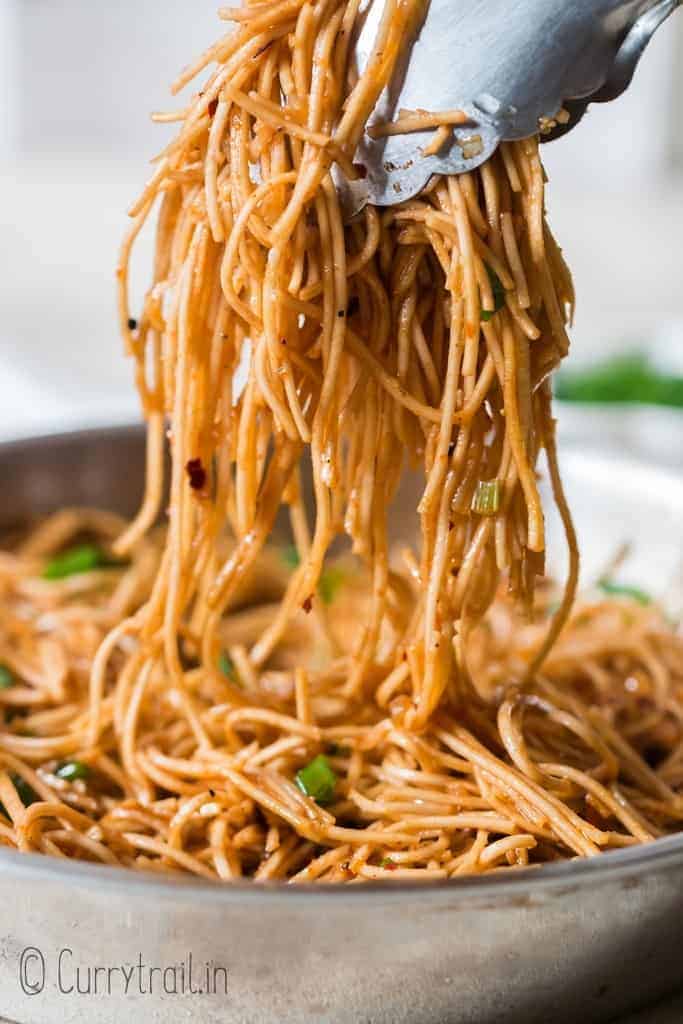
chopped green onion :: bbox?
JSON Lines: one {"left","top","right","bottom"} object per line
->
{"left": 0, "top": 665, "right": 13, "bottom": 690}
{"left": 381, "top": 857, "right": 398, "bottom": 871}
{"left": 282, "top": 545, "right": 301, "bottom": 569}
{"left": 318, "top": 567, "right": 344, "bottom": 605}
{"left": 43, "top": 544, "right": 108, "bottom": 581}
{"left": 472, "top": 479, "right": 501, "bottom": 516}
{"left": 481, "top": 265, "right": 506, "bottom": 322}
{"left": 0, "top": 774, "right": 38, "bottom": 819}
{"left": 598, "top": 580, "right": 651, "bottom": 606}
{"left": 556, "top": 352, "right": 683, "bottom": 408}
{"left": 295, "top": 755, "right": 337, "bottom": 805}
{"left": 55, "top": 761, "right": 90, "bottom": 783}
{"left": 283, "top": 543, "right": 344, "bottom": 604}
{"left": 12, "top": 775, "right": 38, "bottom": 807}
{"left": 218, "top": 652, "right": 237, "bottom": 680}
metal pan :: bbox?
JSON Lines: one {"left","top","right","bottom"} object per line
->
{"left": 1, "top": 426, "right": 683, "bottom": 1024}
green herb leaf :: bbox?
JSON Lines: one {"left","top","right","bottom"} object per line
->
{"left": 12, "top": 775, "right": 38, "bottom": 807}
{"left": 0, "top": 774, "right": 38, "bottom": 819}
{"left": 295, "top": 755, "right": 337, "bottom": 805}
{"left": 481, "top": 264, "right": 506, "bottom": 322}
{"left": 0, "top": 665, "right": 14, "bottom": 690}
{"left": 472, "top": 480, "right": 501, "bottom": 516}
{"left": 218, "top": 652, "right": 236, "bottom": 680}
{"left": 282, "top": 546, "right": 345, "bottom": 604}
{"left": 598, "top": 580, "right": 651, "bottom": 606}
{"left": 556, "top": 352, "right": 683, "bottom": 408}
{"left": 43, "top": 544, "right": 108, "bottom": 581}
{"left": 282, "top": 545, "right": 301, "bottom": 569}
{"left": 55, "top": 761, "right": 90, "bottom": 783}
{"left": 318, "top": 567, "right": 344, "bottom": 605}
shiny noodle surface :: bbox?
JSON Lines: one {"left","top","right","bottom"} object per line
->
{"left": 1, "top": 0, "right": 683, "bottom": 882}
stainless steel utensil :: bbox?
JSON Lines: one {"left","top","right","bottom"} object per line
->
{"left": 1, "top": 426, "right": 683, "bottom": 1024}
{"left": 344, "top": 0, "right": 682, "bottom": 210}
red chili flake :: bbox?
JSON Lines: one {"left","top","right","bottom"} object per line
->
{"left": 208, "top": 98, "right": 219, "bottom": 118}
{"left": 381, "top": 858, "right": 398, "bottom": 871}
{"left": 302, "top": 596, "right": 313, "bottom": 615}
{"left": 186, "top": 458, "right": 207, "bottom": 492}
{"left": 353, "top": 163, "right": 368, "bottom": 179}
{"left": 448, "top": 520, "right": 455, "bottom": 532}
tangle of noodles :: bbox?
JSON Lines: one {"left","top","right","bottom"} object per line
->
{"left": 1, "top": 0, "right": 683, "bottom": 882}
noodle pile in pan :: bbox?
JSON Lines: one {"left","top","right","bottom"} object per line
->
{"left": 1, "top": 0, "right": 683, "bottom": 881}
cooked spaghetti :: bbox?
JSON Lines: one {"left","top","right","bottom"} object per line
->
{"left": 1, "top": 0, "right": 683, "bottom": 882}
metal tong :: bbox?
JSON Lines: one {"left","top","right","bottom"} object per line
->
{"left": 343, "top": 0, "right": 681, "bottom": 211}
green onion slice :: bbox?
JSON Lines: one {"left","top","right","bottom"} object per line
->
{"left": 43, "top": 544, "right": 108, "bottom": 581}
{"left": 283, "top": 542, "right": 345, "bottom": 605}
{"left": 472, "top": 480, "right": 501, "bottom": 516}
{"left": 0, "top": 665, "right": 13, "bottom": 690}
{"left": 319, "top": 567, "right": 344, "bottom": 605}
{"left": 556, "top": 352, "right": 683, "bottom": 408}
{"left": 218, "top": 652, "right": 237, "bottom": 680}
{"left": 295, "top": 755, "right": 337, "bottom": 805}
{"left": 0, "top": 774, "right": 38, "bottom": 819}
{"left": 12, "top": 775, "right": 38, "bottom": 807}
{"left": 598, "top": 580, "right": 651, "bottom": 606}
{"left": 56, "top": 761, "right": 90, "bottom": 783}
{"left": 481, "top": 265, "right": 506, "bottom": 322}
{"left": 282, "top": 545, "right": 301, "bottom": 569}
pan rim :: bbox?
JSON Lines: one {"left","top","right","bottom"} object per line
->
{"left": 1, "top": 830, "right": 683, "bottom": 903}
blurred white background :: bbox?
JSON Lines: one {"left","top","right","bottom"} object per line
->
{"left": 0, "top": 1, "right": 682, "bottom": 443}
